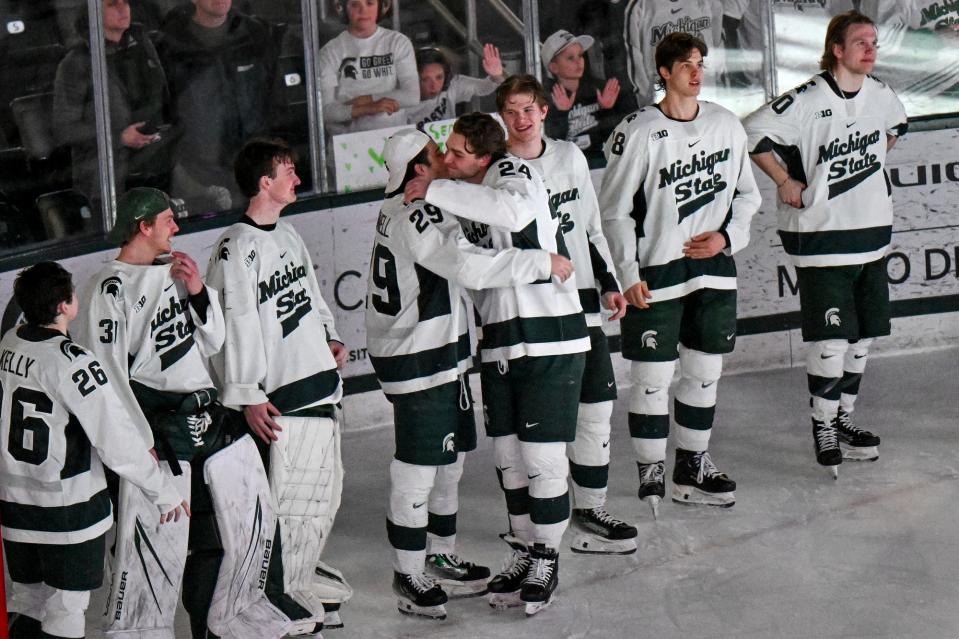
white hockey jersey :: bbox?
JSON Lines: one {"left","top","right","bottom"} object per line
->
{"left": 744, "top": 72, "right": 908, "bottom": 267}
{"left": 600, "top": 101, "right": 760, "bottom": 301}
{"left": 624, "top": 0, "right": 725, "bottom": 106}
{"left": 206, "top": 218, "right": 343, "bottom": 413}
{"left": 366, "top": 195, "right": 552, "bottom": 395}
{"left": 404, "top": 74, "right": 499, "bottom": 129}
{"left": 0, "top": 326, "right": 180, "bottom": 544}
{"left": 319, "top": 26, "right": 419, "bottom": 134}
{"left": 425, "top": 155, "right": 590, "bottom": 362}
{"left": 80, "top": 260, "right": 224, "bottom": 399}
{"left": 526, "top": 138, "right": 620, "bottom": 327}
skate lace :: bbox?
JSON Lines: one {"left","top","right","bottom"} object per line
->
{"left": 837, "top": 411, "right": 864, "bottom": 435}
{"left": 640, "top": 461, "right": 665, "bottom": 485}
{"left": 526, "top": 555, "right": 555, "bottom": 587}
{"left": 436, "top": 553, "right": 471, "bottom": 568}
{"left": 815, "top": 422, "right": 839, "bottom": 450}
{"left": 186, "top": 411, "right": 212, "bottom": 447}
{"left": 500, "top": 549, "right": 530, "bottom": 578}
{"left": 407, "top": 572, "right": 438, "bottom": 594}
{"left": 587, "top": 507, "right": 627, "bottom": 527}
{"left": 693, "top": 451, "right": 723, "bottom": 484}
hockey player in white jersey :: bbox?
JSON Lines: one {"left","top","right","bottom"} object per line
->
{"left": 600, "top": 32, "right": 760, "bottom": 515}
{"left": 624, "top": 0, "right": 725, "bottom": 107}
{"left": 496, "top": 75, "right": 638, "bottom": 553}
{"left": 78, "top": 187, "right": 238, "bottom": 639}
{"left": 2, "top": 262, "right": 186, "bottom": 639}
{"left": 206, "top": 138, "right": 349, "bottom": 637}
{"left": 405, "top": 113, "right": 590, "bottom": 615}
{"left": 744, "top": 11, "right": 907, "bottom": 478}
{"left": 369, "top": 129, "right": 575, "bottom": 619}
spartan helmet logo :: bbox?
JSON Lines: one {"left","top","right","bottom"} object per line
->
{"left": 442, "top": 433, "right": 456, "bottom": 453}
{"left": 825, "top": 307, "right": 842, "bottom": 327}
{"left": 340, "top": 57, "right": 358, "bottom": 80}
{"left": 100, "top": 276, "right": 122, "bottom": 298}
{"left": 641, "top": 330, "right": 659, "bottom": 349}
{"left": 216, "top": 238, "right": 230, "bottom": 261}
{"left": 59, "top": 339, "right": 87, "bottom": 361}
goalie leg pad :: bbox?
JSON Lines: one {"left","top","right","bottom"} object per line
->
{"left": 204, "top": 435, "right": 293, "bottom": 639}
{"left": 270, "top": 415, "right": 343, "bottom": 620}
{"left": 104, "top": 462, "right": 191, "bottom": 638}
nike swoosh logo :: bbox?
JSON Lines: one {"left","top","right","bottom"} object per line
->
{"left": 413, "top": 502, "right": 426, "bottom": 509}
{"left": 701, "top": 381, "right": 715, "bottom": 388}
{"left": 671, "top": 7, "right": 682, "bottom": 12}
{"left": 607, "top": 382, "right": 615, "bottom": 388}
{"left": 854, "top": 354, "right": 867, "bottom": 359}
{"left": 726, "top": 333, "right": 735, "bottom": 341}
{"left": 645, "top": 389, "right": 659, "bottom": 394}
{"left": 164, "top": 283, "right": 174, "bottom": 292}
{"left": 820, "top": 354, "right": 836, "bottom": 359}
{"left": 602, "top": 441, "right": 609, "bottom": 448}
{"left": 527, "top": 473, "right": 541, "bottom": 480}
{"left": 688, "top": 139, "right": 701, "bottom": 148}
{"left": 280, "top": 251, "right": 288, "bottom": 259}
{"left": 525, "top": 422, "right": 539, "bottom": 429}
{"left": 846, "top": 122, "right": 856, "bottom": 128}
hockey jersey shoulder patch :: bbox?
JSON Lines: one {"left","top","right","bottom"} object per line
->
{"left": 59, "top": 338, "right": 88, "bottom": 361}
{"left": 99, "top": 275, "right": 123, "bottom": 299}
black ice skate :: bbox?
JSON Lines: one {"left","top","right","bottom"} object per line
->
{"left": 487, "top": 533, "right": 530, "bottom": 610}
{"left": 521, "top": 543, "right": 559, "bottom": 616}
{"left": 671, "top": 449, "right": 736, "bottom": 507}
{"left": 813, "top": 418, "right": 842, "bottom": 479}
{"left": 392, "top": 571, "right": 448, "bottom": 620}
{"left": 569, "top": 507, "right": 638, "bottom": 554}
{"left": 637, "top": 460, "right": 666, "bottom": 519}
{"left": 835, "top": 408, "right": 880, "bottom": 462}
{"left": 426, "top": 552, "right": 491, "bottom": 597}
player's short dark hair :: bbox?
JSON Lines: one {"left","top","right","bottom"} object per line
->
{"left": 654, "top": 32, "right": 708, "bottom": 90}
{"left": 495, "top": 74, "right": 548, "bottom": 112}
{"left": 820, "top": 11, "right": 876, "bottom": 71}
{"left": 452, "top": 112, "right": 507, "bottom": 161}
{"left": 234, "top": 138, "right": 298, "bottom": 198}
{"left": 415, "top": 47, "right": 453, "bottom": 91}
{"left": 15, "top": 261, "right": 74, "bottom": 326}
{"left": 387, "top": 145, "right": 432, "bottom": 199}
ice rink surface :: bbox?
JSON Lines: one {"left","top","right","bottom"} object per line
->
{"left": 85, "top": 347, "right": 957, "bottom": 638}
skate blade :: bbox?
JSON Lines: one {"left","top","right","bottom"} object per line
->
{"left": 524, "top": 596, "right": 556, "bottom": 617}
{"left": 435, "top": 578, "right": 489, "bottom": 598}
{"left": 828, "top": 465, "right": 839, "bottom": 480}
{"left": 569, "top": 533, "right": 637, "bottom": 555}
{"left": 488, "top": 591, "right": 524, "bottom": 610}
{"left": 285, "top": 620, "right": 324, "bottom": 637}
{"left": 323, "top": 610, "right": 343, "bottom": 629}
{"left": 642, "top": 495, "right": 661, "bottom": 519}
{"left": 396, "top": 599, "right": 447, "bottom": 620}
{"left": 671, "top": 486, "right": 735, "bottom": 507}
{"left": 840, "top": 444, "right": 879, "bottom": 462}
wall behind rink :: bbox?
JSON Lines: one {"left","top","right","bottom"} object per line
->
{"left": 0, "top": 130, "right": 956, "bottom": 406}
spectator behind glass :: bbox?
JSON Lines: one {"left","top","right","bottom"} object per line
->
{"left": 159, "top": 0, "right": 278, "bottom": 214}
{"left": 318, "top": 0, "right": 418, "bottom": 134}
{"left": 53, "top": 0, "right": 175, "bottom": 211}
{"left": 404, "top": 45, "right": 505, "bottom": 129}
{"left": 542, "top": 30, "right": 621, "bottom": 155}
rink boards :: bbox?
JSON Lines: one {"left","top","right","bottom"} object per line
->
{"left": 0, "top": 129, "right": 955, "bottom": 400}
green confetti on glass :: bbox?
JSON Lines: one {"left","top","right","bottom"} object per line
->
{"left": 368, "top": 147, "right": 385, "bottom": 167}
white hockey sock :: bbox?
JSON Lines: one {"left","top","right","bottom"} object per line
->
{"left": 492, "top": 435, "right": 531, "bottom": 544}
{"left": 567, "top": 401, "right": 612, "bottom": 510}
{"left": 628, "top": 360, "right": 676, "bottom": 463}
{"left": 521, "top": 440, "right": 570, "bottom": 549}
{"left": 427, "top": 453, "right": 464, "bottom": 555}
{"left": 388, "top": 459, "right": 437, "bottom": 574}
{"left": 840, "top": 338, "right": 872, "bottom": 413}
